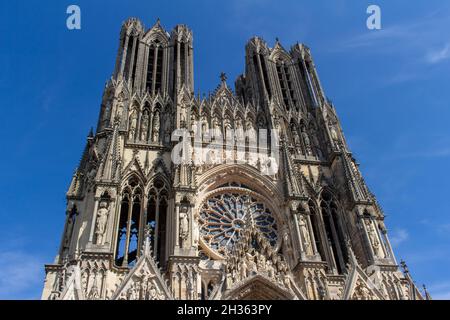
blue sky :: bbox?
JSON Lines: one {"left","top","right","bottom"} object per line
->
{"left": 1, "top": 0, "right": 450, "bottom": 299}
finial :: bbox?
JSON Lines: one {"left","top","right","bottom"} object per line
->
{"left": 400, "top": 260, "right": 409, "bottom": 274}
{"left": 220, "top": 72, "right": 227, "bottom": 83}
{"left": 275, "top": 37, "right": 279, "bottom": 43}
{"left": 143, "top": 225, "right": 153, "bottom": 256}
{"left": 88, "top": 127, "right": 94, "bottom": 138}
{"left": 423, "top": 284, "right": 432, "bottom": 300}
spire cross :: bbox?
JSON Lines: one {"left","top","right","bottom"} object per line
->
{"left": 220, "top": 72, "right": 227, "bottom": 83}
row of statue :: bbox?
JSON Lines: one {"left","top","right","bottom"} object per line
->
{"left": 121, "top": 276, "right": 166, "bottom": 300}
{"left": 127, "top": 109, "right": 167, "bottom": 143}
{"left": 225, "top": 228, "right": 292, "bottom": 291}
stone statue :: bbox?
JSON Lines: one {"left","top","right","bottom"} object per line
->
{"left": 329, "top": 122, "right": 339, "bottom": 141}
{"left": 179, "top": 209, "right": 189, "bottom": 248}
{"left": 267, "top": 260, "right": 275, "bottom": 279}
{"left": 256, "top": 252, "right": 266, "bottom": 272}
{"left": 226, "top": 269, "right": 233, "bottom": 289}
{"left": 186, "top": 275, "right": 194, "bottom": 300}
{"left": 149, "top": 283, "right": 158, "bottom": 300}
{"left": 129, "top": 112, "right": 138, "bottom": 140}
{"left": 236, "top": 118, "right": 243, "bottom": 132}
{"left": 141, "top": 112, "right": 149, "bottom": 141}
{"left": 366, "top": 220, "right": 383, "bottom": 257}
{"left": 63, "top": 215, "right": 74, "bottom": 248}
{"left": 302, "top": 129, "right": 313, "bottom": 155}
{"left": 103, "top": 101, "right": 111, "bottom": 124}
{"left": 208, "top": 150, "right": 216, "bottom": 165}
{"left": 164, "top": 116, "right": 171, "bottom": 144}
{"left": 293, "top": 130, "right": 301, "bottom": 145}
{"left": 247, "top": 253, "right": 257, "bottom": 274}
{"left": 153, "top": 112, "right": 160, "bottom": 142}
{"left": 213, "top": 117, "right": 220, "bottom": 139}
{"left": 115, "top": 103, "right": 124, "bottom": 119}
{"left": 355, "top": 282, "right": 372, "bottom": 300}
{"left": 95, "top": 202, "right": 109, "bottom": 245}
{"left": 239, "top": 259, "right": 248, "bottom": 280}
{"left": 77, "top": 220, "right": 87, "bottom": 253}
{"left": 191, "top": 118, "right": 198, "bottom": 137}
{"left": 299, "top": 215, "right": 313, "bottom": 255}
{"left": 127, "top": 284, "right": 139, "bottom": 300}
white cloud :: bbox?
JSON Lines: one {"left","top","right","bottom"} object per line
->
{"left": 427, "top": 281, "right": 450, "bottom": 300}
{"left": 390, "top": 228, "right": 409, "bottom": 247}
{"left": 432, "top": 291, "right": 450, "bottom": 300}
{"left": 336, "top": 7, "right": 450, "bottom": 84}
{"left": 426, "top": 44, "right": 450, "bottom": 64}
{"left": 0, "top": 251, "right": 45, "bottom": 300}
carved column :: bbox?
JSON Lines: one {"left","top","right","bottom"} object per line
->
{"left": 88, "top": 198, "right": 100, "bottom": 244}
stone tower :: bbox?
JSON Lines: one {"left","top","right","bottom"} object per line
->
{"left": 42, "top": 18, "right": 424, "bottom": 300}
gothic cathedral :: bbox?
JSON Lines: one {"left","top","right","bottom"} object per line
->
{"left": 42, "top": 18, "right": 424, "bottom": 300}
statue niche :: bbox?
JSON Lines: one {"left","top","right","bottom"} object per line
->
{"left": 95, "top": 201, "right": 110, "bottom": 245}
{"left": 152, "top": 111, "right": 161, "bottom": 143}
{"left": 140, "top": 110, "right": 150, "bottom": 142}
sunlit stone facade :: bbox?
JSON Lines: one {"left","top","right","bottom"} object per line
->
{"left": 42, "top": 18, "right": 424, "bottom": 300}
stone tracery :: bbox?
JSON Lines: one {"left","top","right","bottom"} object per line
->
{"left": 42, "top": 18, "right": 426, "bottom": 301}
{"left": 198, "top": 188, "right": 278, "bottom": 258}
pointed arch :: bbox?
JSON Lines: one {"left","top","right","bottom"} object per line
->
{"left": 308, "top": 199, "right": 326, "bottom": 262}
{"left": 319, "top": 188, "right": 349, "bottom": 274}
{"left": 115, "top": 175, "right": 144, "bottom": 267}
{"left": 143, "top": 23, "right": 169, "bottom": 96}
{"left": 274, "top": 52, "right": 296, "bottom": 111}
{"left": 145, "top": 174, "right": 170, "bottom": 268}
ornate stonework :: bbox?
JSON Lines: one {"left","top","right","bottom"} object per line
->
{"left": 42, "top": 18, "right": 424, "bottom": 300}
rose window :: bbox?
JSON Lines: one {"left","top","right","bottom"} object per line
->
{"left": 199, "top": 192, "right": 278, "bottom": 257}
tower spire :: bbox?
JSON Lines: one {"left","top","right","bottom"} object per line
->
{"left": 41, "top": 18, "right": 425, "bottom": 301}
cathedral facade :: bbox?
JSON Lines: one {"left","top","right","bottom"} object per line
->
{"left": 42, "top": 18, "right": 424, "bottom": 300}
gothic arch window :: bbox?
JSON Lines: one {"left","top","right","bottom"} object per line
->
{"left": 123, "top": 35, "right": 134, "bottom": 80}
{"left": 320, "top": 191, "right": 348, "bottom": 274}
{"left": 260, "top": 55, "right": 272, "bottom": 99}
{"left": 146, "top": 39, "right": 165, "bottom": 95}
{"left": 172, "top": 41, "right": 178, "bottom": 94}
{"left": 123, "top": 34, "right": 139, "bottom": 85}
{"left": 115, "top": 178, "right": 142, "bottom": 267}
{"left": 308, "top": 200, "right": 325, "bottom": 261}
{"left": 180, "top": 42, "right": 186, "bottom": 84}
{"left": 305, "top": 59, "right": 323, "bottom": 105}
{"left": 275, "top": 59, "right": 296, "bottom": 110}
{"left": 252, "top": 53, "right": 272, "bottom": 99}
{"left": 145, "top": 178, "right": 169, "bottom": 267}
{"left": 298, "top": 58, "right": 317, "bottom": 107}
{"left": 117, "top": 33, "right": 126, "bottom": 75}
{"left": 62, "top": 205, "right": 79, "bottom": 254}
